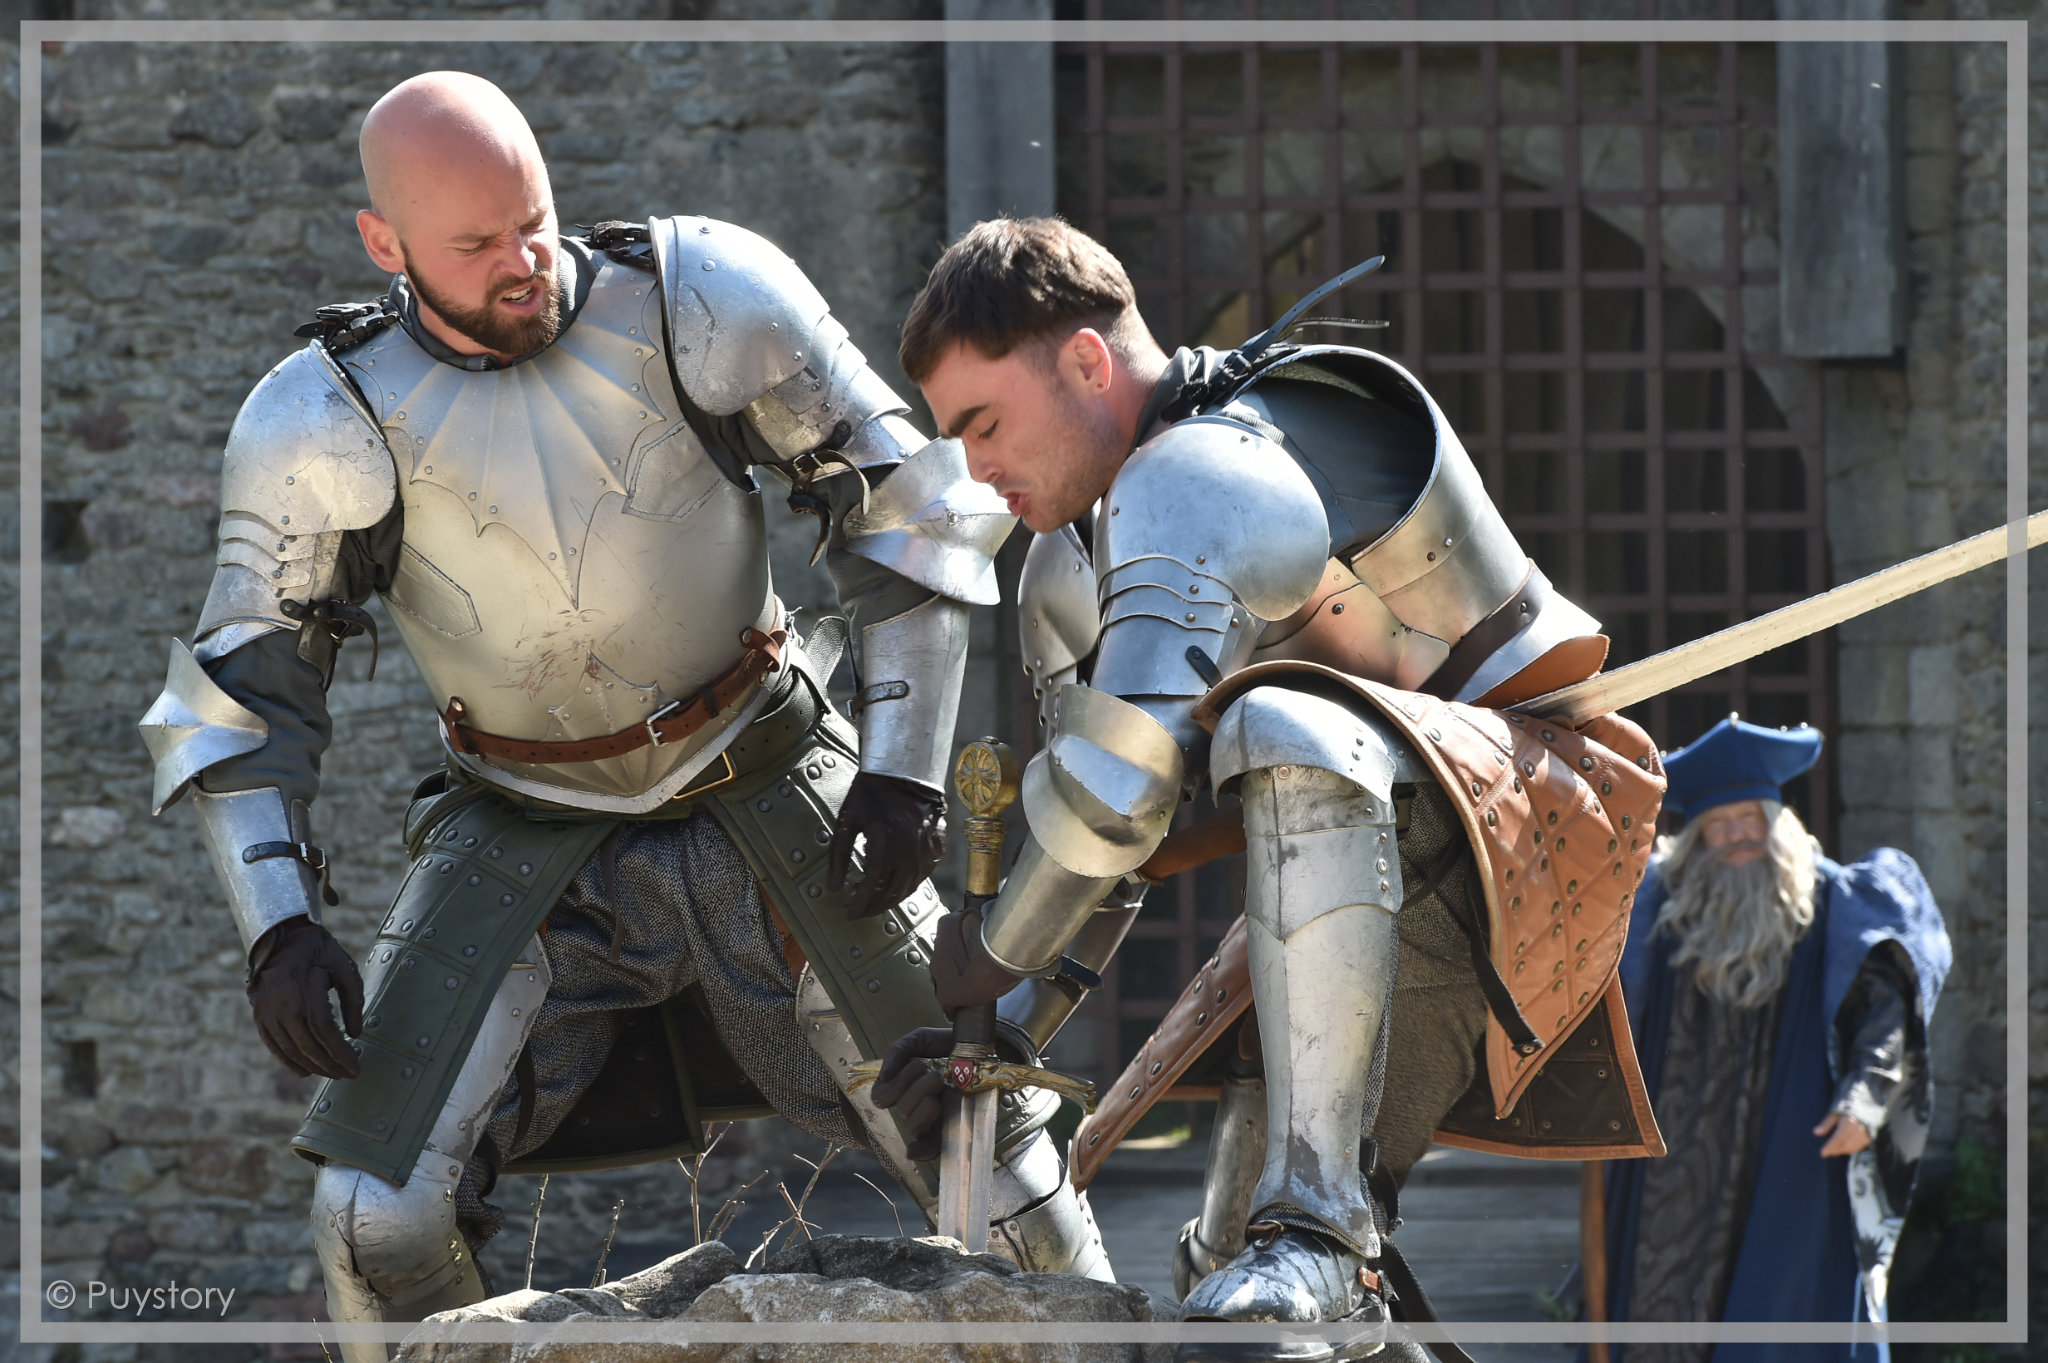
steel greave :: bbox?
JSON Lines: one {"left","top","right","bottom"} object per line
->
{"left": 1239, "top": 765, "right": 1399, "bottom": 1259}
{"left": 309, "top": 937, "right": 550, "bottom": 1362}
{"left": 987, "top": 1128, "right": 1117, "bottom": 1282}
{"left": 1176, "top": 1064, "right": 1269, "bottom": 1299}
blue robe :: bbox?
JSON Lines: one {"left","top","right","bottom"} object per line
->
{"left": 1599, "top": 849, "right": 1950, "bottom": 1363}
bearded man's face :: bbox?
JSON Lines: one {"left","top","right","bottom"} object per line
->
{"left": 403, "top": 239, "right": 563, "bottom": 358}
{"left": 1695, "top": 799, "right": 1771, "bottom": 867}
{"left": 1656, "top": 799, "right": 1818, "bottom": 1009}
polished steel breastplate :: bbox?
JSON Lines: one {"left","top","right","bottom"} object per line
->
{"left": 341, "top": 256, "right": 778, "bottom": 811}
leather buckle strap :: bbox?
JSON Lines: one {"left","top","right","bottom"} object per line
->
{"left": 1419, "top": 559, "right": 1550, "bottom": 702}
{"left": 440, "top": 627, "right": 786, "bottom": 767}
{"left": 242, "top": 840, "right": 340, "bottom": 907}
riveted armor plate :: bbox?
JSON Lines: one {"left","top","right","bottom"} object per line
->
{"left": 1094, "top": 415, "right": 1330, "bottom": 626}
{"left": 700, "top": 701, "right": 948, "bottom": 1064}
{"left": 651, "top": 215, "right": 831, "bottom": 417}
{"left": 841, "top": 437, "right": 1015, "bottom": 606}
{"left": 337, "top": 252, "right": 782, "bottom": 811}
{"left": 291, "top": 794, "right": 616, "bottom": 1185}
{"left": 1018, "top": 523, "right": 1100, "bottom": 728}
{"left": 197, "top": 344, "right": 398, "bottom": 641}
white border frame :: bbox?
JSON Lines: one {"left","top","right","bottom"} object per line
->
{"left": 13, "top": 15, "right": 2030, "bottom": 1351}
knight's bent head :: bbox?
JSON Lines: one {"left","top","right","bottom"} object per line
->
{"left": 900, "top": 217, "right": 1154, "bottom": 383}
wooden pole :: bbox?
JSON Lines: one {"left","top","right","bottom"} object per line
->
{"left": 1580, "top": 1159, "right": 1610, "bottom": 1363}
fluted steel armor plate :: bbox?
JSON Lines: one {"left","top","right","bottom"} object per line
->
{"left": 340, "top": 254, "right": 778, "bottom": 808}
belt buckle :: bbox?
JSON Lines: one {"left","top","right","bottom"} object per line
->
{"left": 672, "top": 750, "right": 739, "bottom": 803}
{"left": 643, "top": 698, "right": 684, "bottom": 749}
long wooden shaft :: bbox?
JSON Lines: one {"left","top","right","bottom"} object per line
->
{"left": 1581, "top": 1159, "right": 1610, "bottom": 1363}
{"left": 1526, "top": 511, "right": 2048, "bottom": 726}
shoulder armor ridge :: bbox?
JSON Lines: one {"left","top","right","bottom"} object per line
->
{"left": 219, "top": 344, "right": 398, "bottom": 538}
{"left": 1098, "top": 416, "right": 1329, "bottom": 622}
{"left": 1018, "top": 526, "right": 1100, "bottom": 722}
{"left": 651, "top": 214, "right": 833, "bottom": 416}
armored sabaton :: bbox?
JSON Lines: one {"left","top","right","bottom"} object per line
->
{"left": 992, "top": 342, "right": 1638, "bottom": 1345}
{"left": 140, "top": 218, "right": 1105, "bottom": 1348}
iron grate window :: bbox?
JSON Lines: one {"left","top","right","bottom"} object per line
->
{"left": 1051, "top": 8, "right": 1832, "bottom": 1087}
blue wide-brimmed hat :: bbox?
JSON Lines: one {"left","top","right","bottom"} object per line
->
{"left": 1661, "top": 715, "right": 1823, "bottom": 819}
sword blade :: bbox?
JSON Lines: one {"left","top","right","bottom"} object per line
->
{"left": 934, "top": 1085, "right": 999, "bottom": 1251}
{"left": 1523, "top": 511, "right": 2048, "bottom": 727}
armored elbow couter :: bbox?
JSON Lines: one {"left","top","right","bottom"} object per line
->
{"left": 842, "top": 436, "right": 1014, "bottom": 606}
{"left": 979, "top": 686, "right": 1184, "bottom": 975}
{"left": 844, "top": 438, "right": 1017, "bottom": 791}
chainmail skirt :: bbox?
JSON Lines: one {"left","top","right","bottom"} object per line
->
{"left": 454, "top": 810, "right": 857, "bottom": 1256}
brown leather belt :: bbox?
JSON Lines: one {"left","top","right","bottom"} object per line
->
{"left": 439, "top": 627, "right": 787, "bottom": 767}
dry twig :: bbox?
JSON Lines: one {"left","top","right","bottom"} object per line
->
{"left": 846, "top": 1167, "right": 906, "bottom": 1238}
{"left": 524, "top": 1174, "right": 550, "bottom": 1291}
{"left": 677, "top": 1123, "right": 730, "bottom": 1247}
{"left": 591, "top": 1197, "right": 627, "bottom": 1288}
{"left": 708, "top": 1167, "right": 770, "bottom": 1245}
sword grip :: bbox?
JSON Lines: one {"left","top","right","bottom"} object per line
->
{"left": 951, "top": 738, "right": 1018, "bottom": 1058}
{"left": 935, "top": 739, "right": 1020, "bottom": 1252}
{"left": 952, "top": 998, "right": 998, "bottom": 1051}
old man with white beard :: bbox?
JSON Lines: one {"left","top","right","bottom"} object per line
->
{"left": 1590, "top": 717, "right": 1951, "bottom": 1363}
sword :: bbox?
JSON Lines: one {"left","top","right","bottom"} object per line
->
{"left": 933, "top": 737, "right": 1021, "bottom": 1252}
{"left": 1522, "top": 511, "right": 2048, "bottom": 727}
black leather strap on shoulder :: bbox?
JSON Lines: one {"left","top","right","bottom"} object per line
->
{"left": 294, "top": 298, "right": 401, "bottom": 352}
{"left": 585, "top": 220, "right": 657, "bottom": 271}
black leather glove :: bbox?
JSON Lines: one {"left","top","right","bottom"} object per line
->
{"left": 828, "top": 771, "right": 947, "bottom": 920}
{"left": 247, "top": 915, "right": 365, "bottom": 1079}
{"left": 869, "top": 1026, "right": 958, "bottom": 1161}
{"left": 930, "top": 908, "right": 1026, "bottom": 1016}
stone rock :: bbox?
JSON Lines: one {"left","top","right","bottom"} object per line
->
{"left": 396, "top": 1235, "right": 1175, "bottom": 1362}
{"left": 65, "top": 403, "right": 133, "bottom": 452}
{"left": 179, "top": 1137, "right": 272, "bottom": 1199}
{"left": 169, "top": 93, "right": 263, "bottom": 147}
{"left": 274, "top": 93, "right": 353, "bottom": 143}
{"left": 91, "top": 1144, "right": 161, "bottom": 1197}
{"left": 607, "top": 1241, "right": 744, "bottom": 1319}
{"left": 49, "top": 805, "right": 127, "bottom": 849}
{"left": 152, "top": 224, "right": 238, "bottom": 266}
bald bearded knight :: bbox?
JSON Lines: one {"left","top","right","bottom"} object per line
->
{"left": 138, "top": 73, "right": 1108, "bottom": 1360}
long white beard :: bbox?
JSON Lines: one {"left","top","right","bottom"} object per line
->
{"left": 1653, "top": 806, "right": 1818, "bottom": 1010}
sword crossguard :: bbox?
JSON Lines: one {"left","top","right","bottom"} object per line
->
{"left": 846, "top": 1054, "right": 1099, "bottom": 1113}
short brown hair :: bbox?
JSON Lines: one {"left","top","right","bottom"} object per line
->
{"left": 899, "top": 217, "right": 1144, "bottom": 383}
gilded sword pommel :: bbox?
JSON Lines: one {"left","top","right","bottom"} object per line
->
{"left": 955, "top": 738, "right": 1020, "bottom": 902}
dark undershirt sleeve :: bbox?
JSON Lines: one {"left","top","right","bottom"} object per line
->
{"left": 193, "top": 501, "right": 404, "bottom": 806}
{"left": 1830, "top": 944, "right": 1915, "bottom": 1137}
